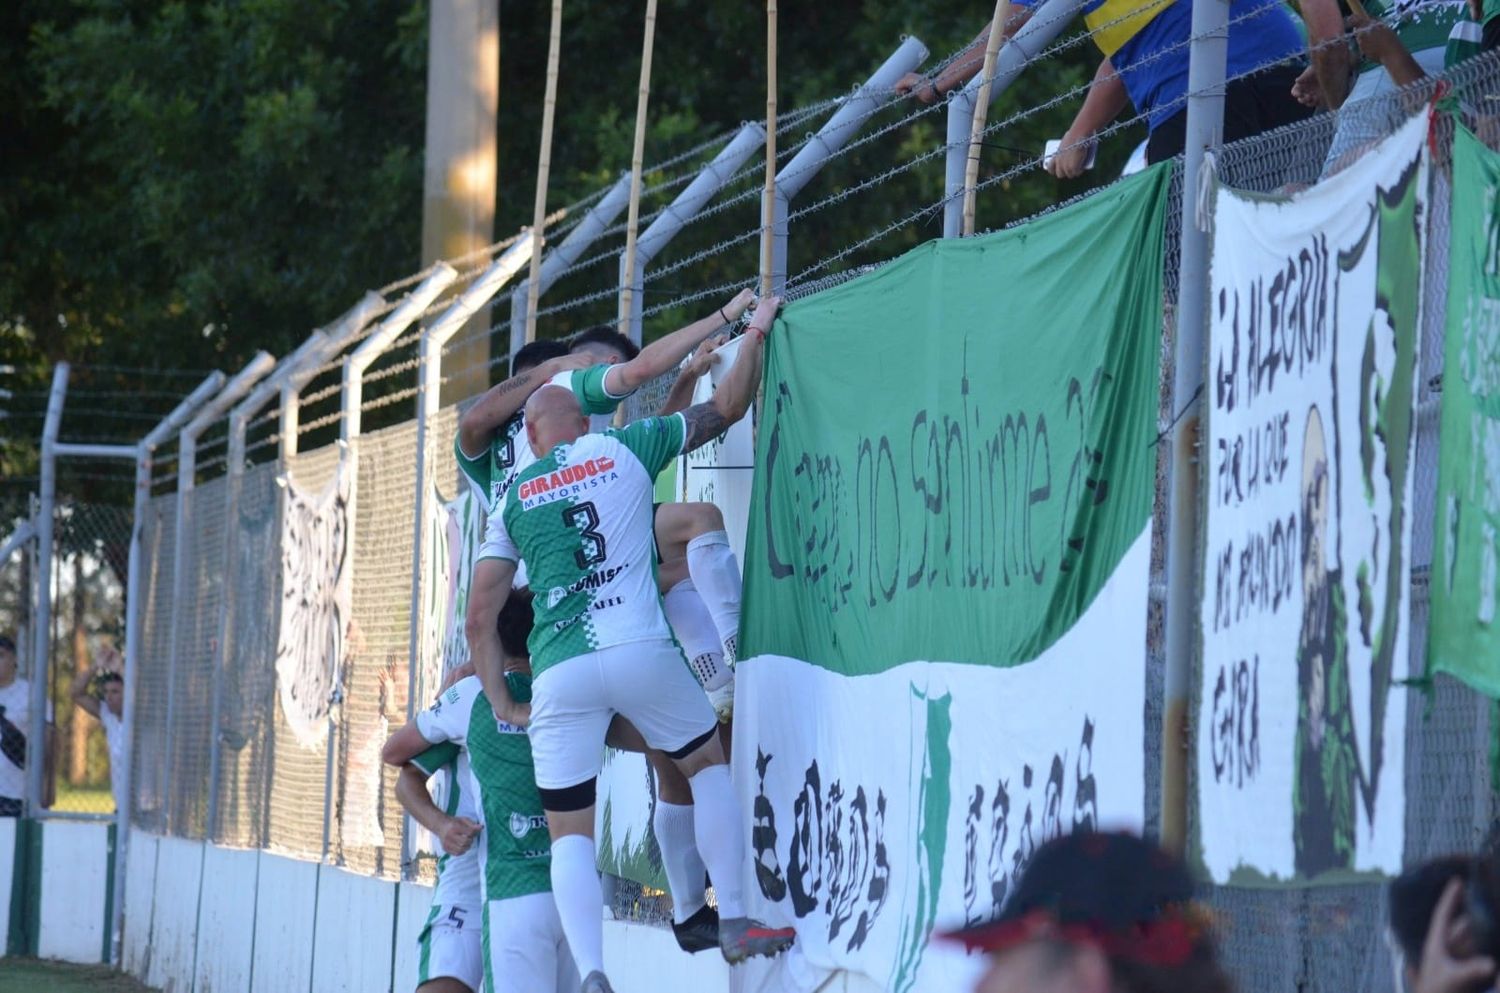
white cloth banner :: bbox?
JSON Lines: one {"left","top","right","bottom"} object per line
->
{"left": 1197, "top": 112, "right": 1427, "bottom": 883}
{"left": 679, "top": 336, "right": 755, "bottom": 564}
{"left": 275, "top": 470, "right": 353, "bottom": 748}
{"left": 734, "top": 527, "right": 1150, "bottom": 993}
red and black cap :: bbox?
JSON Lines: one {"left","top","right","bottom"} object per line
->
{"left": 940, "top": 831, "right": 1206, "bottom": 967}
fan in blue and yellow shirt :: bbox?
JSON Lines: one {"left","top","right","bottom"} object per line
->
{"left": 894, "top": 0, "right": 1310, "bottom": 173}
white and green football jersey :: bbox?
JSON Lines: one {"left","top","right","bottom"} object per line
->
{"left": 415, "top": 673, "right": 552, "bottom": 902}
{"left": 409, "top": 740, "right": 483, "bottom": 928}
{"left": 483, "top": 414, "right": 688, "bottom": 677}
{"left": 455, "top": 365, "right": 631, "bottom": 514}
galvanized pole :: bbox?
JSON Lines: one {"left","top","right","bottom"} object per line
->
{"left": 110, "top": 371, "right": 223, "bottom": 960}
{"left": 764, "top": 36, "right": 928, "bottom": 293}
{"left": 1160, "top": 0, "right": 1228, "bottom": 857}
{"left": 158, "top": 353, "right": 274, "bottom": 835}
{"left": 618, "top": 123, "right": 766, "bottom": 344}
{"left": 280, "top": 292, "right": 385, "bottom": 461}
{"left": 28, "top": 364, "right": 69, "bottom": 815}
{"left": 407, "top": 238, "right": 535, "bottom": 745}
{"left": 943, "top": 0, "right": 1082, "bottom": 238}
{"left": 761, "top": 0, "right": 778, "bottom": 297}
{"left": 510, "top": 174, "right": 632, "bottom": 357}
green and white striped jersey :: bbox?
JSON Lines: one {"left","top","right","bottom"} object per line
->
{"left": 410, "top": 740, "right": 484, "bottom": 915}
{"left": 456, "top": 365, "right": 631, "bottom": 514}
{"left": 1446, "top": 0, "right": 1500, "bottom": 65}
{"left": 415, "top": 673, "right": 552, "bottom": 902}
{"left": 1345, "top": 0, "right": 1466, "bottom": 72}
{"left": 485, "top": 414, "right": 688, "bottom": 677}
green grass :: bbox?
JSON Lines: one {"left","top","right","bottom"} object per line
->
{"left": 0, "top": 958, "right": 157, "bottom": 993}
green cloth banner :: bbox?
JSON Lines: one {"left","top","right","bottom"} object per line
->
{"left": 1432, "top": 124, "right": 1500, "bottom": 696}
{"left": 742, "top": 165, "right": 1170, "bottom": 675}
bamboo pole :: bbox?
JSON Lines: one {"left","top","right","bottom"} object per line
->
{"left": 761, "top": 0, "right": 777, "bottom": 296}
{"left": 961, "top": 0, "right": 1011, "bottom": 236}
{"left": 526, "top": 0, "right": 565, "bottom": 342}
{"left": 619, "top": 0, "right": 659, "bottom": 333}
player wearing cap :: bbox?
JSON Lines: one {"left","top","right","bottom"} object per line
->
{"left": 942, "top": 831, "right": 1230, "bottom": 993}
{"left": 470, "top": 296, "right": 794, "bottom": 993}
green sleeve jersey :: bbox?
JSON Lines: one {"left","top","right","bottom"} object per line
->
{"left": 453, "top": 364, "right": 631, "bottom": 514}
{"left": 491, "top": 414, "right": 688, "bottom": 676}
{"left": 1343, "top": 0, "right": 1466, "bottom": 72}
{"left": 415, "top": 674, "right": 551, "bottom": 902}
{"left": 1446, "top": 0, "right": 1500, "bottom": 66}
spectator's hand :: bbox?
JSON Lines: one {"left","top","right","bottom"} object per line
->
{"left": 895, "top": 71, "right": 941, "bottom": 104}
{"left": 1046, "top": 127, "right": 1095, "bottom": 179}
{"left": 94, "top": 646, "right": 122, "bottom": 674}
{"left": 1291, "top": 65, "right": 1325, "bottom": 108}
{"left": 1349, "top": 12, "right": 1403, "bottom": 64}
{"left": 746, "top": 296, "right": 782, "bottom": 339}
{"left": 721, "top": 288, "right": 756, "bottom": 323}
{"left": 439, "top": 815, "right": 482, "bottom": 856}
{"left": 686, "top": 334, "right": 727, "bottom": 377}
{"left": 1414, "top": 879, "right": 1497, "bottom": 993}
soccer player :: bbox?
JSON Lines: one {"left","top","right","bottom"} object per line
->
{"left": 385, "top": 590, "right": 576, "bottom": 993}
{"left": 470, "top": 296, "right": 795, "bottom": 992}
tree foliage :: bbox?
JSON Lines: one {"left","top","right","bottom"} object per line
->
{"left": 1, "top": 0, "right": 1128, "bottom": 521}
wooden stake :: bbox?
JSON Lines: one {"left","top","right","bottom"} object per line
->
{"left": 526, "top": 0, "right": 564, "bottom": 343}
{"left": 961, "top": 0, "right": 1010, "bottom": 237}
{"left": 619, "top": 0, "right": 659, "bottom": 336}
{"left": 761, "top": 0, "right": 777, "bottom": 297}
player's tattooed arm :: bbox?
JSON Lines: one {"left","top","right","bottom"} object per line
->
{"left": 457, "top": 353, "right": 592, "bottom": 457}
{"left": 681, "top": 402, "right": 732, "bottom": 454}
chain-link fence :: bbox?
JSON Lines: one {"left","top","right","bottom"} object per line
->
{"left": 10, "top": 17, "right": 1500, "bottom": 991}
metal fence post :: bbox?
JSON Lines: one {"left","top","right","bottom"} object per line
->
{"left": 109, "top": 371, "right": 223, "bottom": 959}
{"left": 618, "top": 122, "right": 766, "bottom": 345}
{"left": 1160, "top": 0, "right": 1228, "bottom": 856}
{"left": 407, "top": 238, "right": 535, "bottom": 749}
{"left": 280, "top": 292, "right": 386, "bottom": 461}
{"left": 763, "top": 36, "right": 929, "bottom": 293}
{"left": 27, "top": 364, "right": 68, "bottom": 815}
{"left": 942, "top": 0, "right": 1083, "bottom": 237}
{"left": 510, "top": 174, "right": 633, "bottom": 356}
{"left": 159, "top": 353, "right": 274, "bottom": 837}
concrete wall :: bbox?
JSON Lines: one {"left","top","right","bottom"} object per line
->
{"left": 5, "top": 826, "right": 740, "bottom": 992}
{"left": 36, "top": 820, "right": 111, "bottom": 963}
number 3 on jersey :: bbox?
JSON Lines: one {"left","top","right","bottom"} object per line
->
{"left": 562, "top": 502, "right": 607, "bottom": 568}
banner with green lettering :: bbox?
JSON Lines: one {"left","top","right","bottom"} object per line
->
{"left": 733, "top": 164, "right": 1169, "bottom": 993}
{"left": 1432, "top": 124, "right": 1500, "bottom": 697}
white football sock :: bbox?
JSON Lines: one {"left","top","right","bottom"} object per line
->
{"left": 653, "top": 800, "right": 708, "bottom": 923}
{"left": 549, "top": 834, "right": 606, "bottom": 978}
{"left": 685, "top": 531, "right": 742, "bottom": 662}
{"left": 688, "top": 764, "right": 747, "bottom": 919}
{"left": 662, "top": 579, "right": 730, "bottom": 690}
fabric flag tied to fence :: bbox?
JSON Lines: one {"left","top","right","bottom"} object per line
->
{"left": 1431, "top": 123, "right": 1500, "bottom": 698}
{"left": 733, "top": 164, "right": 1169, "bottom": 992}
{"left": 275, "top": 470, "right": 354, "bottom": 747}
{"left": 1196, "top": 111, "right": 1427, "bottom": 885}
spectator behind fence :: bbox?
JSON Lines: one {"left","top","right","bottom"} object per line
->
{"left": 0, "top": 633, "right": 55, "bottom": 816}
{"left": 1388, "top": 854, "right": 1500, "bottom": 993}
{"left": 895, "top": 0, "right": 1311, "bottom": 176}
{"left": 1297, "top": 0, "right": 1466, "bottom": 174}
{"left": 943, "top": 831, "right": 1232, "bottom": 993}
{"left": 1344, "top": 1, "right": 1500, "bottom": 93}
{"left": 70, "top": 643, "right": 126, "bottom": 814}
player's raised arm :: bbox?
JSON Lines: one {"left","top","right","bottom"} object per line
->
{"left": 457, "top": 350, "right": 591, "bottom": 458}
{"left": 602, "top": 288, "right": 755, "bottom": 397}
{"left": 680, "top": 295, "right": 780, "bottom": 453}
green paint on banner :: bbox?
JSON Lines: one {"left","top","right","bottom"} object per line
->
{"left": 742, "top": 164, "right": 1168, "bottom": 675}
{"left": 1431, "top": 124, "right": 1500, "bottom": 698}
{"left": 891, "top": 687, "right": 952, "bottom": 993}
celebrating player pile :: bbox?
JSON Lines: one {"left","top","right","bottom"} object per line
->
{"left": 384, "top": 293, "right": 794, "bottom": 993}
